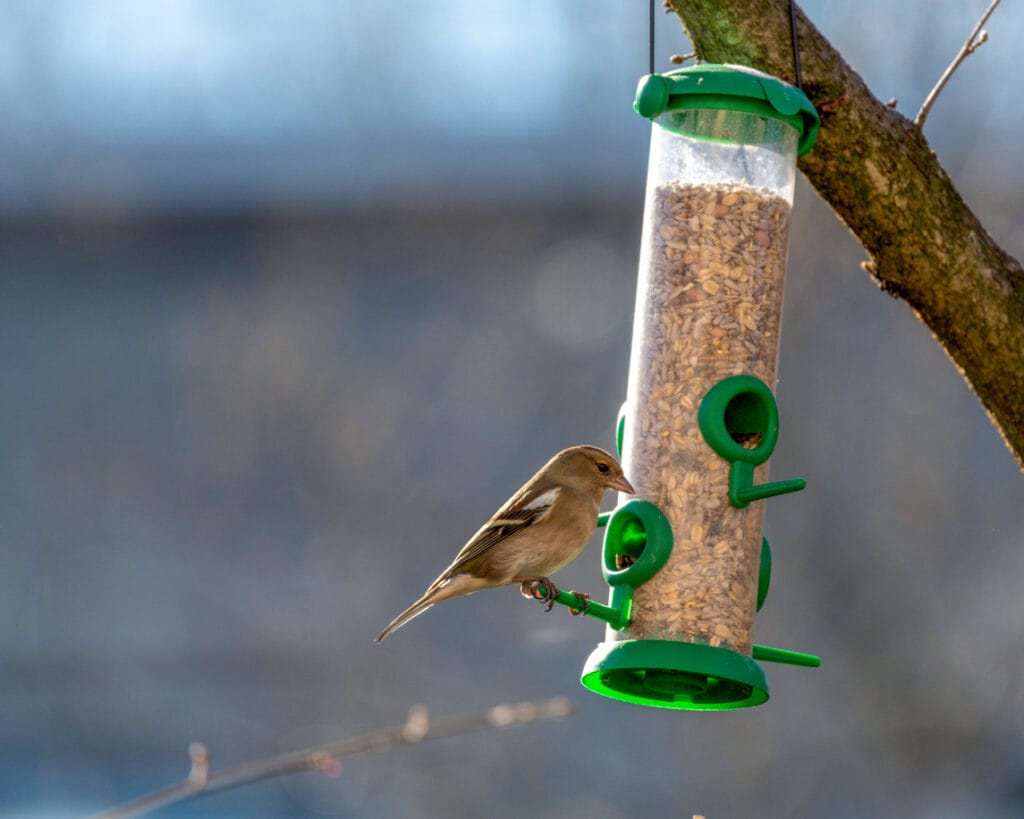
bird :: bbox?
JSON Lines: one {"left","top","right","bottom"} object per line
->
{"left": 374, "top": 445, "right": 634, "bottom": 643}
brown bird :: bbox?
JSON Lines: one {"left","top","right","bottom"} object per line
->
{"left": 374, "top": 445, "right": 634, "bottom": 642}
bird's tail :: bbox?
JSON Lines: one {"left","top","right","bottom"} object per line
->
{"left": 374, "top": 594, "right": 436, "bottom": 643}
{"left": 374, "top": 573, "right": 489, "bottom": 643}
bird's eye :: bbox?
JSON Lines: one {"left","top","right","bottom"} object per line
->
{"left": 597, "top": 462, "right": 609, "bottom": 473}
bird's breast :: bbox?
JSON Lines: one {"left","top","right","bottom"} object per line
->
{"left": 509, "top": 494, "right": 600, "bottom": 578}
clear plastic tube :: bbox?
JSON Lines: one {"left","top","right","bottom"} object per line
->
{"left": 616, "top": 112, "right": 799, "bottom": 654}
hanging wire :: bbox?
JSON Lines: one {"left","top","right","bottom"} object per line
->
{"left": 649, "top": 0, "right": 655, "bottom": 75}
{"left": 789, "top": 0, "right": 803, "bottom": 89}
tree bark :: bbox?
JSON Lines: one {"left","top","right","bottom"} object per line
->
{"left": 666, "top": 0, "right": 1024, "bottom": 469}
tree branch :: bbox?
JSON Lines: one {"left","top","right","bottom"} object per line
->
{"left": 916, "top": 0, "right": 1001, "bottom": 128}
{"left": 90, "top": 697, "right": 573, "bottom": 819}
{"left": 667, "top": 0, "right": 1024, "bottom": 469}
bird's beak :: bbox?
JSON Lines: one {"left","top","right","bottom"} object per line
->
{"left": 609, "top": 474, "right": 635, "bottom": 494}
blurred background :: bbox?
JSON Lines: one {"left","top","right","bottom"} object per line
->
{"left": 2, "top": 1, "right": 1023, "bottom": 816}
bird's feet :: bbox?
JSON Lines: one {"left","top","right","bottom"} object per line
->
{"left": 518, "top": 577, "right": 560, "bottom": 612}
{"left": 567, "top": 591, "right": 590, "bottom": 616}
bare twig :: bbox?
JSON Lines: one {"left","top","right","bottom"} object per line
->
{"left": 916, "top": 0, "right": 1002, "bottom": 127}
{"left": 90, "top": 697, "right": 573, "bottom": 819}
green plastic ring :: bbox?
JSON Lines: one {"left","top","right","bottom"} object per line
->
{"left": 698, "top": 375, "right": 779, "bottom": 465}
{"left": 601, "top": 499, "right": 673, "bottom": 588}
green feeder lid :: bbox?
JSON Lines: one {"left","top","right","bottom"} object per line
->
{"left": 582, "top": 639, "right": 769, "bottom": 710}
{"left": 635, "top": 63, "right": 820, "bottom": 156}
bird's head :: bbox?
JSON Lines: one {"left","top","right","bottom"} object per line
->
{"left": 552, "top": 445, "right": 634, "bottom": 495}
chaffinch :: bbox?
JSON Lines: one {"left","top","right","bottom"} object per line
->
{"left": 374, "top": 445, "right": 634, "bottom": 642}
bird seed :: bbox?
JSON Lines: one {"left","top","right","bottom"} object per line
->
{"left": 617, "top": 181, "right": 791, "bottom": 655}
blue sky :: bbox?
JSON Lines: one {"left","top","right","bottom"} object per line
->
{"left": 0, "top": 0, "right": 1018, "bottom": 214}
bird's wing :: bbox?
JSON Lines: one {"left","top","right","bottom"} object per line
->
{"left": 436, "top": 486, "right": 559, "bottom": 581}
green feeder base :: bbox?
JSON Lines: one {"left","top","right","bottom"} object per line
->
{"left": 581, "top": 639, "right": 769, "bottom": 710}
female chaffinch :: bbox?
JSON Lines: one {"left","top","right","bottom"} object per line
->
{"left": 374, "top": 445, "right": 634, "bottom": 642}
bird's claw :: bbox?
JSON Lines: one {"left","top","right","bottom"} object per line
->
{"left": 568, "top": 591, "right": 590, "bottom": 616}
{"left": 520, "top": 578, "right": 560, "bottom": 612}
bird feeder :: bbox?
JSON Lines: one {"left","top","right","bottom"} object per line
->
{"left": 572, "top": 65, "right": 821, "bottom": 709}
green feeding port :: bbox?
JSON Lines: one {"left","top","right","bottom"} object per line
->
{"left": 698, "top": 374, "right": 779, "bottom": 463}
{"left": 698, "top": 375, "right": 806, "bottom": 508}
{"left": 757, "top": 536, "right": 771, "bottom": 612}
{"left": 601, "top": 500, "right": 672, "bottom": 588}
{"left": 541, "top": 500, "right": 673, "bottom": 632}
